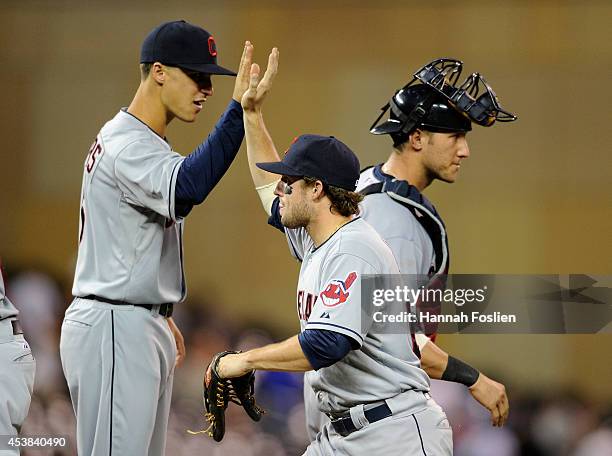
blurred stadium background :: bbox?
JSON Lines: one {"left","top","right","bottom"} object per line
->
{"left": 1, "top": 1, "right": 610, "bottom": 455}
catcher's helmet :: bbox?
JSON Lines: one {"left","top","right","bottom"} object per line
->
{"left": 370, "top": 58, "right": 517, "bottom": 144}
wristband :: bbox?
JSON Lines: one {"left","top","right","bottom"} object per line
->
{"left": 255, "top": 181, "right": 277, "bottom": 216}
{"left": 441, "top": 355, "right": 479, "bottom": 387}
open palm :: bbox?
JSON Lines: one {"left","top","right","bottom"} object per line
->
{"left": 241, "top": 48, "right": 279, "bottom": 112}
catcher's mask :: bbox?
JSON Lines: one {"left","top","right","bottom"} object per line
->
{"left": 370, "top": 58, "right": 517, "bottom": 143}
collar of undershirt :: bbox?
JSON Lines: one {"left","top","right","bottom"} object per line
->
{"left": 373, "top": 163, "right": 439, "bottom": 221}
{"left": 120, "top": 108, "right": 170, "bottom": 145}
{"left": 373, "top": 163, "right": 394, "bottom": 182}
{"left": 311, "top": 217, "right": 361, "bottom": 253}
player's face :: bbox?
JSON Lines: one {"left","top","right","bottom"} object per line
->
{"left": 160, "top": 66, "right": 213, "bottom": 122}
{"left": 274, "top": 176, "right": 312, "bottom": 228}
{"left": 422, "top": 132, "right": 470, "bottom": 183}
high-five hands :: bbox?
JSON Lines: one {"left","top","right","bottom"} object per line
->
{"left": 241, "top": 47, "right": 279, "bottom": 112}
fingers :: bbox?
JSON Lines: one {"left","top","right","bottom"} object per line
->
{"left": 490, "top": 391, "right": 509, "bottom": 427}
{"left": 216, "top": 356, "right": 227, "bottom": 378}
{"left": 237, "top": 41, "right": 254, "bottom": 81}
{"left": 240, "top": 47, "right": 278, "bottom": 108}
{"left": 470, "top": 374, "right": 510, "bottom": 427}
{"left": 204, "top": 365, "right": 212, "bottom": 387}
{"left": 249, "top": 63, "right": 261, "bottom": 89}
{"left": 166, "top": 317, "right": 186, "bottom": 367}
{"left": 233, "top": 41, "right": 254, "bottom": 102}
{"left": 175, "top": 331, "right": 186, "bottom": 367}
{"left": 259, "top": 47, "right": 279, "bottom": 89}
{"left": 493, "top": 382, "right": 509, "bottom": 426}
{"left": 498, "top": 392, "right": 510, "bottom": 426}
{"left": 490, "top": 402, "right": 502, "bottom": 427}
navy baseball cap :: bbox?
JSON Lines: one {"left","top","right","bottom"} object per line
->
{"left": 256, "top": 135, "right": 361, "bottom": 191}
{"left": 140, "top": 20, "right": 236, "bottom": 76}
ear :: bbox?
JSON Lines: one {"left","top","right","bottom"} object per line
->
{"left": 151, "top": 62, "right": 166, "bottom": 85}
{"left": 310, "top": 180, "right": 326, "bottom": 202}
{"left": 408, "top": 129, "right": 426, "bottom": 151}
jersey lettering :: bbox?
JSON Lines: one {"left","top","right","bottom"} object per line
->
{"left": 79, "top": 206, "right": 85, "bottom": 243}
{"left": 297, "top": 290, "right": 318, "bottom": 321}
{"left": 85, "top": 136, "right": 104, "bottom": 174}
{"left": 79, "top": 135, "right": 104, "bottom": 243}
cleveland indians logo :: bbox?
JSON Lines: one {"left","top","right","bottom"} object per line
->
{"left": 319, "top": 272, "right": 357, "bottom": 307}
{"left": 283, "top": 136, "right": 300, "bottom": 155}
{"left": 208, "top": 36, "right": 217, "bottom": 57}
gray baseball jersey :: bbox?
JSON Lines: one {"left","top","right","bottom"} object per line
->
{"left": 277, "top": 215, "right": 451, "bottom": 455}
{"left": 357, "top": 166, "right": 436, "bottom": 275}
{"left": 72, "top": 109, "right": 186, "bottom": 304}
{"left": 285, "top": 217, "right": 430, "bottom": 414}
{"left": 284, "top": 167, "right": 453, "bottom": 454}
{"left": 61, "top": 109, "right": 184, "bottom": 456}
{"left": 0, "top": 270, "right": 36, "bottom": 452}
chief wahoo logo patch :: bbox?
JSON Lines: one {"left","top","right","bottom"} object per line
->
{"left": 320, "top": 272, "right": 357, "bottom": 307}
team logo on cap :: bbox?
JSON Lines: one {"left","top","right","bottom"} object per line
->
{"left": 320, "top": 272, "right": 357, "bottom": 307}
{"left": 284, "top": 136, "right": 300, "bottom": 155}
{"left": 208, "top": 36, "right": 217, "bottom": 57}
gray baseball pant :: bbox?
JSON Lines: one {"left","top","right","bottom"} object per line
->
{"left": 304, "top": 390, "right": 453, "bottom": 455}
{"left": 0, "top": 318, "right": 35, "bottom": 456}
{"left": 60, "top": 298, "right": 176, "bottom": 456}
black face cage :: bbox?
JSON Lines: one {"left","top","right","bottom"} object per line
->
{"left": 418, "top": 59, "right": 518, "bottom": 126}
{"left": 370, "top": 58, "right": 517, "bottom": 135}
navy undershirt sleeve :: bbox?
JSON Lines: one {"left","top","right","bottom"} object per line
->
{"left": 298, "top": 329, "right": 357, "bottom": 370}
{"left": 175, "top": 100, "right": 244, "bottom": 217}
{"left": 268, "top": 197, "right": 285, "bottom": 233}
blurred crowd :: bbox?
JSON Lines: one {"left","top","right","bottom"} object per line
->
{"left": 4, "top": 266, "right": 612, "bottom": 456}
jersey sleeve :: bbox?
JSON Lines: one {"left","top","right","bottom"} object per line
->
{"left": 114, "top": 140, "right": 185, "bottom": 221}
{"left": 298, "top": 329, "right": 355, "bottom": 370}
{"left": 269, "top": 197, "right": 314, "bottom": 262}
{"left": 305, "top": 254, "right": 378, "bottom": 347}
{"left": 268, "top": 197, "right": 284, "bottom": 231}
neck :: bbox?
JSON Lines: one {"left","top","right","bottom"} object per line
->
{"left": 127, "top": 83, "right": 172, "bottom": 137}
{"left": 306, "top": 211, "right": 354, "bottom": 247}
{"left": 381, "top": 149, "right": 432, "bottom": 192}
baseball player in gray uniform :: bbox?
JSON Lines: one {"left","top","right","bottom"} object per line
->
{"left": 209, "top": 51, "right": 453, "bottom": 455}
{"left": 0, "top": 262, "right": 35, "bottom": 455}
{"left": 298, "top": 60, "right": 517, "bottom": 442}
{"left": 243, "top": 59, "right": 515, "bottom": 449}
{"left": 361, "top": 57, "right": 517, "bottom": 426}
{"left": 59, "top": 21, "right": 262, "bottom": 455}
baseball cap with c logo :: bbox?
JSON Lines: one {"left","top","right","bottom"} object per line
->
{"left": 140, "top": 20, "right": 236, "bottom": 76}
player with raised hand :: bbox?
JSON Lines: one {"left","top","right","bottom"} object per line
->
{"left": 59, "top": 20, "right": 265, "bottom": 456}
{"left": 204, "top": 50, "right": 454, "bottom": 455}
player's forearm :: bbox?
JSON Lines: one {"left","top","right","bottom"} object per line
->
{"left": 421, "top": 340, "right": 508, "bottom": 426}
{"left": 243, "top": 335, "right": 313, "bottom": 372}
{"left": 421, "top": 340, "right": 480, "bottom": 387}
{"left": 244, "top": 110, "right": 281, "bottom": 187}
{"left": 175, "top": 100, "right": 244, "bottom": 206}
{"left": 419, "top": 339, "right": 449, "bottom": 379}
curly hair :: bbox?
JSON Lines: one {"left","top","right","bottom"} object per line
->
{"left": 303, "top": 176, "right": 363, "bottom": 217}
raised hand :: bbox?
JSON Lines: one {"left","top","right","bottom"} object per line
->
{"left": 241, "top": 47, "right": 279, "bottom": 112}
{"left": 232, "top": 41, "right": 254, "bottom": 102}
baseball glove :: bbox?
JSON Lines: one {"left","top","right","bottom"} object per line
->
{"left": 189, "top": 350, "right": 264, "bottom": 442}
